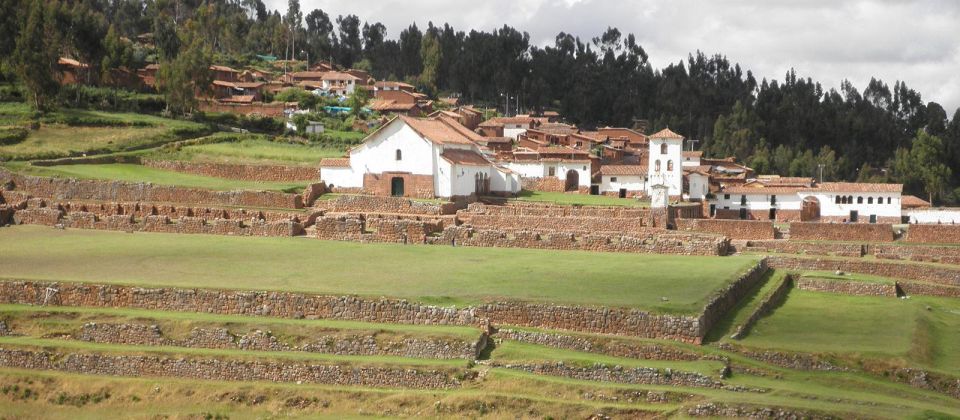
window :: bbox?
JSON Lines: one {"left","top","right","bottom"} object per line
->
{"left": 770, "top": 195, "right": 777, "bottom": 205}
{"left": 655, "top": 160, "right": 661, "bottom": 171}
{"left": 667, "top": 160, "right": 674, "bottom": 171}
{"left": 660, "top": 143, "right": 668, "bottom": 154}
{"left": 887, "top": 197, "right": 892, "bottom": 204}
{"left": 740, "top": 195, "right": 747, "bottom": 206}
{"left": 835, "top": 196, "right": 841, "bottom": 204}
{"left": 610, "top": 177, "right": 618, "bottom": 182}
{"left": 877, "top": 196, "right": 882, "bottom": 204}
{"left": 724, "top": 194, "right": 730, "bottom": 200}
{"left": 857, "top": 196, "right": 864, "bottom": 204}
{"left": 868, "top": 197, "right": 873, "bottom": 204}
{"left": 548, "top": 167, "right": 556, "bottom": 177}
{"left": 395, "top": 149, "right": 402, "bottom": 161}
{"left": 576, "top": 141, "right": 582, "bottom": 147}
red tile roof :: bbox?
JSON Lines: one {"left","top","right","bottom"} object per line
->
{"left": 600, "top": 165, "right": 647, "bottom": 176}
{"left": 400, "top": 116, "right": 478, "bottom": 145}
{"left": 322, "top": 71, "right": 361, "bottom": 81}
{"left": 804, "top": 182, "right": 902, "bottom": 193}
{"left": 901, "top": 195, "right": 931, "bottom": 208}
{"left": 319, "top": 158, "right": 350, "bottom": 167}
{"left": 441, "top": 149, "right": 491, "bottom": 166}
{"left": 649, "top": 128, "right": 684, "bottom": 139}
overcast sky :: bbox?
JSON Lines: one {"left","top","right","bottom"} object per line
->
{"left": 266, "top": 0, "right": 960, "bottom": 113}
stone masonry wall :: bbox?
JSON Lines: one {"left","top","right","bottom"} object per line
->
{"left": 675, "top": 219, "right": 776, "bottom": 240}
{"left": 498, "top": 362, "right": 721, "bottom": 388}
{"left": 697, "top": 260, "right": 770, "bottom": 337}
{"left": 0, "top": 169, "right": 303, "bottom": 209}
{"left": 362, "top": 173, "right": 435, "bottom": 199}
{"left": 0, "top": 348, "right": 461, "bottom": 389}
{"left": 745, "top": 240, "right": 865, "bottom": 258}
{"left": 766, "top": 256, "right": 960, "bottom": 287}
{"left": 906, "top": 224, "right": 960, "bottom": 244}
{"left": 24, "top": 198, "right": 303, "bottom": 223}
{"left": 896, "top": 281, "right": 960, "bottom": 298}
{"left": 496, "top": 329, "right": 703, "bottom": 361}
{"left": 142, "top": 159, "right": 319, "bottom": 182}
{"left": 315, "top": 194, "right": 458, "bottom": 215}
{"left": 794, "top": 277, "right": 897, "bottom": 297}
{"left": 731, "top": 275, "right": 793, "bottom": 339}
{"left": 465, "top": 202, "right": 648, "bottom": 218}
{"left": 78, "top": 322, "right": 480, "bottom": 359}
{"left": 459, "top": 214, "right": 652, "bottom": 235}
{"left": 789, "top": 222, "right": 894, "bottom": 242}
{"left": 12, "top": 208, "right": 304, "bottom": 237}
{"left": 0, "top": 273, "right": 759, "bottom": 344}
{"left": 872, "top": 243, "right": 960, "bottom": 265}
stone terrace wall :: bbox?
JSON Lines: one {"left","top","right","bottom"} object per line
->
{"left": 465, "top": 202, "right": 648, "bottom": 218}
{"left": 675, "top": 219, "right": 776, "bottom": 240}
{"left": 745, "top": 240, "right": 865, "bottom": 258}
{"left": 499, "top": 362, "right": 721, "bottom": 388}
{"left": 0, "top": 169, "right": 303, "bottom": 209}
{"left": 731, "top": 274, "right": 792, "bottom": 339}
{"left": 871, "top": 243, "right": 960, "bottom": 265}
{"left": 142, "top": 159, "right": 318, "bottom": 182}
{"left": 13, "top": 208, "right": 304, "bottom": 237}
{"left": 767, "top": 256, "right": 960, "bottom": 287}
{"left": 78, "top": 322, "right": 480, "bottom": 359}
{"left": 496, "top": 329, "right": 703, "bottom": 361}
{"left": 897, "top": 281, "right": 960, "bottom": 298}
{"left": 0, "top": 278, "right": 751, "bottom": 344}
{"left": 0, "top": 348, "right": 461, "bottom": 389}
{"left": 315, "top": 194, "right": 459, "bottom": 215}
{"left": 794, "top": 277, "right": 896, "bottom": 297}
{"left": 26, "top": 198, "right": 303, "bottom": 223}
{"left": 315, "top": 216, "right": 442, "bottom": 244}
{"left": 433, "top": 225, "right": 729, "bottom": 256}
{"left": 789, "top": 222, "right": 894, "bottom": 242}
{"left": 460, "top": 214, "right": 653, "bottom": 235}
{"left": 906, "top": 224, "right": 960, "bottom": 244}
{"left": 698, "top": 260, "right": 770, "bottom": 337}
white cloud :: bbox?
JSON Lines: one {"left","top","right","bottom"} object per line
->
{"left": 268, "top": 0, "right": 960, "bottom": 112}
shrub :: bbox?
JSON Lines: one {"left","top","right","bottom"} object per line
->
{"left": 0, "top": 126, "right": 29, "bottom": 145}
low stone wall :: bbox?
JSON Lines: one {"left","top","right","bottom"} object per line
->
{"left": 142, "top": 159, "right": 318, "bottom": 182}
{"left": 0, "top": 206, "right": 12, "bottom": 226}
{"left": 25, "top": 199, "right": 304, "bottom": 224}
{"left": 731, "top": 275, "right": 793, "bottom": 339}
{"left": 686, "top": 403, "right": 835, "bottom": 419}
{"left": 745, "top": 240, "right": 865, "bottom": 258}
{"left": 78, "top": 322, "right": 480, "bottom": 359}
{"left": 716, "top": 343, "right": 845, "bottom": 372}
{"left": 872, "top": 243, "right": 960, "bottom": 265}
{"left": 0, "top": 273, "right": 759, "bottom": 344}
{"left": 0, "top": 169, "right": 303, "bottom": 209}
{"left": 795, "top": 277, "right": 897, "bottom": 297}
{"left": 499, "top": 362, "right": 721, "bottom": 388}
{"left": 496, "top": 329, "right": 703, "bottom": 361}
{"left": 316, "top": 194, "right": 459, "bottom": 215}
{"left": 906, "top": 224, "right": 960, "bottom": 244}
{"left": 0, "top": 348, "right": 461, "bottom": 389}
{"left": 465, "top": 202, "right": 648, "bottom": 218}
{"left": 12, "top": 208, "right": 304, "bottom": 237}
{"left": 459, "top": 214, "right": 652, "bottom": 235}
{"left": 520, "top": 176, "right": 567, "bottom": 192}
{"left": 766, "top": 256, "right": 960, "bottom": 287}
{"left": 789, "top": 222, "right": 893, "bottom": 242}
{"left": 896, "top": 281, "right": 960, "bottom": 298}
{"left": 676, "top": 219, "right": 775, "bottom": 240}
{"left": 697, "top": 260, "right": 770, "bottom": 338}
{"left": 315, "top": 216, "right": 442, "bottom": 244}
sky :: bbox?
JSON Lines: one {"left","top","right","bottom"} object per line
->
{"left": 266, "top": 0, "right": 960, "bottom": 113}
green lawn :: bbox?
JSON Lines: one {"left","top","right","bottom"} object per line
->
{"left": 510, "top": 190, "right": 650, "bottom": 207}
{"left": 0, "top": 105, "right": 208, "bottom": 161}
{"left": 156, "top": 136, "right": 346, "bottom": 166}
{"left": 6, "top": 163, "right": 307, "bottom": 192}
{"left": 0, "top": 225, "right": 758, "bottom": 313}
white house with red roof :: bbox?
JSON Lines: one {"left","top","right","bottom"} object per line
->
{"left": 647, "top": 128, "right": 685, "bottom": 197}
{"left": 319, "top": 116, "right": 520, "bottom": 199}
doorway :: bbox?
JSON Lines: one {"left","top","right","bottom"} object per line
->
{"left": 768, "top": 208, "right": 777, "bottom": 220}
{"left": 849, "top": 210, "right": 859, "bottom": 223}
{"left": 618, "top": 188, "right": 627, "bottom": 198}
{"left": 390, "top": 177, "right": 404, "bottom": 197}
{"left": 564, "top": 170, "right": 579, "bottom": 192}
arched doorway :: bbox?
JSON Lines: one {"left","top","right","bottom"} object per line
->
{"left": 564, "top": 170, "right": 579, "bottom": 192}
{"left": 390, "top": 177, "right": 405, "bottom": 197}
{"left": 801, "top": 196, "right": 820, "bottom": 221}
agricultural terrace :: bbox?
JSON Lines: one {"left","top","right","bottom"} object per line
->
{"left": 4, "top": 162, "right": 308, "bottom": 192}
{"left": 0, "top": 225, "right": 758, "bottom": 313}
{"left": 510, "top": 190, "right": 651, "bottom": 207}
{"left": 150, "top": 134, "right": 347, "bottom": 166}
{"left": 0, "top": 104, "right": 208, "bottom": 161}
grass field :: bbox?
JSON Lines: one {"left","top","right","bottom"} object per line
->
{"left": 0, "top": 105, "right": 208, "bottom": 161}
{"left": 510, "top": 190, "right": 651, "bottom": 207}
{"left": 0, "top": 225, "right": 758, "bottom": 312}
{"left": 5, "top": 163, "right": 307, "bottom": 192}
{"left": 155, "top": 136, "right": 346, "bottom": 166}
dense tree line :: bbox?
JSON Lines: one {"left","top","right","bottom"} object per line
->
{"left": 0, "top": 0, "right": 957, "bottom": 202}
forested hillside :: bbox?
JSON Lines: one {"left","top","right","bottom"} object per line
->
{"left": 0, "top": 0, "right": 957, "bottom": 203}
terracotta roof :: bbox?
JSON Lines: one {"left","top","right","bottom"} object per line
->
{"left": 649, "top": 128, "right": 684, "bottom": 139}
{"left": 209, "top": 65, "right": 238, "bottom": 73}
{"left": 600, "top": 165, "right": 647, "bottom": 176}
{"left": 368, "top": 99, "right": 417, "bottom": 111}
{"left": 757, "top": 176, "right": 814, "bottom": 187}
{"left": 481, "top": 136, "right": 513, "bottom": 143}
{"left": 234, "top": 82, "right": 265, "bottom": 89}
{"left": 319, "top": 158, "right": 350, "bottom": 167}
{"left": 723, "top": 186, "right": 806, "bottom": 194}
{"left": 219, "top": 95, "right": 255, "bottom": 103}
{"left": 291, "top": 71, "right": 327, "bottom": 79}
{"left": 58, "top": 57, "right": 88, "bottom": 68}
{"left": 212, "top": 80, "right": 236, "bottom": 87}
{"left": 441, "top": 149, "right": 491, "bottom": 166}
{"left": 682, "top": 151, "right": 703, "bottom": 158}
{"left": 537, "top": 146, "right": 589, "bottom": 155}
{"left": 374, "top": 81, "right": 414, "bottom": 89}
{"left": 478, "top": 120, "right": 504, "bottom": 127}
{"left": 399, "top": 116, "right": 477, "bottom": 145}
{"left": 484, "top": 116, "right": 537, "bottom": 126}
{"left": 322, "top": 71, "right": 361, "bottom": 81}
{"left": 901, "top": 195, "right": 931, "bottom": 208}
{"left": 804, "top": 182, "right": 903, "bottom": 193}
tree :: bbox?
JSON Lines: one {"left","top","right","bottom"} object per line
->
{"left": 156, "top": 21, "right": 212, "bottom": 115}
{"left": 285, "top": 0, "right": 303, "bottom": 62}
{"left": 347, "top": 86, "right": 369, "bottom": 117}
{"left": 418, "top": 30, "right": 441, "bottom": 94}
{"left": 101, "top": 24, "right": 134, "bottom": 88}
{"left": 335, "top": 14, "right": 361, "bottom": 67}
{"left": 13, "top": 0, "right": 60, "bottom": 111}
{"left": 910, "top": 130, "right": 952, "bottom": 204}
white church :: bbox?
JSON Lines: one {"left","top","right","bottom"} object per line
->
{"left": 319, "top": 116, "right": 521, "bottom": 199}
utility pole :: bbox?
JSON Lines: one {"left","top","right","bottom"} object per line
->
{"left": 818, "top": 163, "right": 824, "bottom": 183}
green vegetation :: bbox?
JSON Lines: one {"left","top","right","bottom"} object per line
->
{"left": 5, "top": 163, "right": 307, "bottom": 192}
{"left": 156, "top": 136, "right": 345, "bottom": 165}
{"left": 0, "top": 104, "right": 209, "bottom": 161}
{"left": 0, "top": 225, "right": 757, "bottom": 312}
{"left": 511, "top": 190, "right": 651, "bottom": 207}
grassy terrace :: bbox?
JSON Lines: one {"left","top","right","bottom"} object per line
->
{"left": 0, "top": 225, "right": 758, "bottom": 313}
{"left": 4, "top": 162, "right": 307, "bottom": 193}
{"left": 509, "top": 190, "right": 651, "bottom": 207}
{"left": 153, "top": 136, "right": 346, "bottom": 166}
